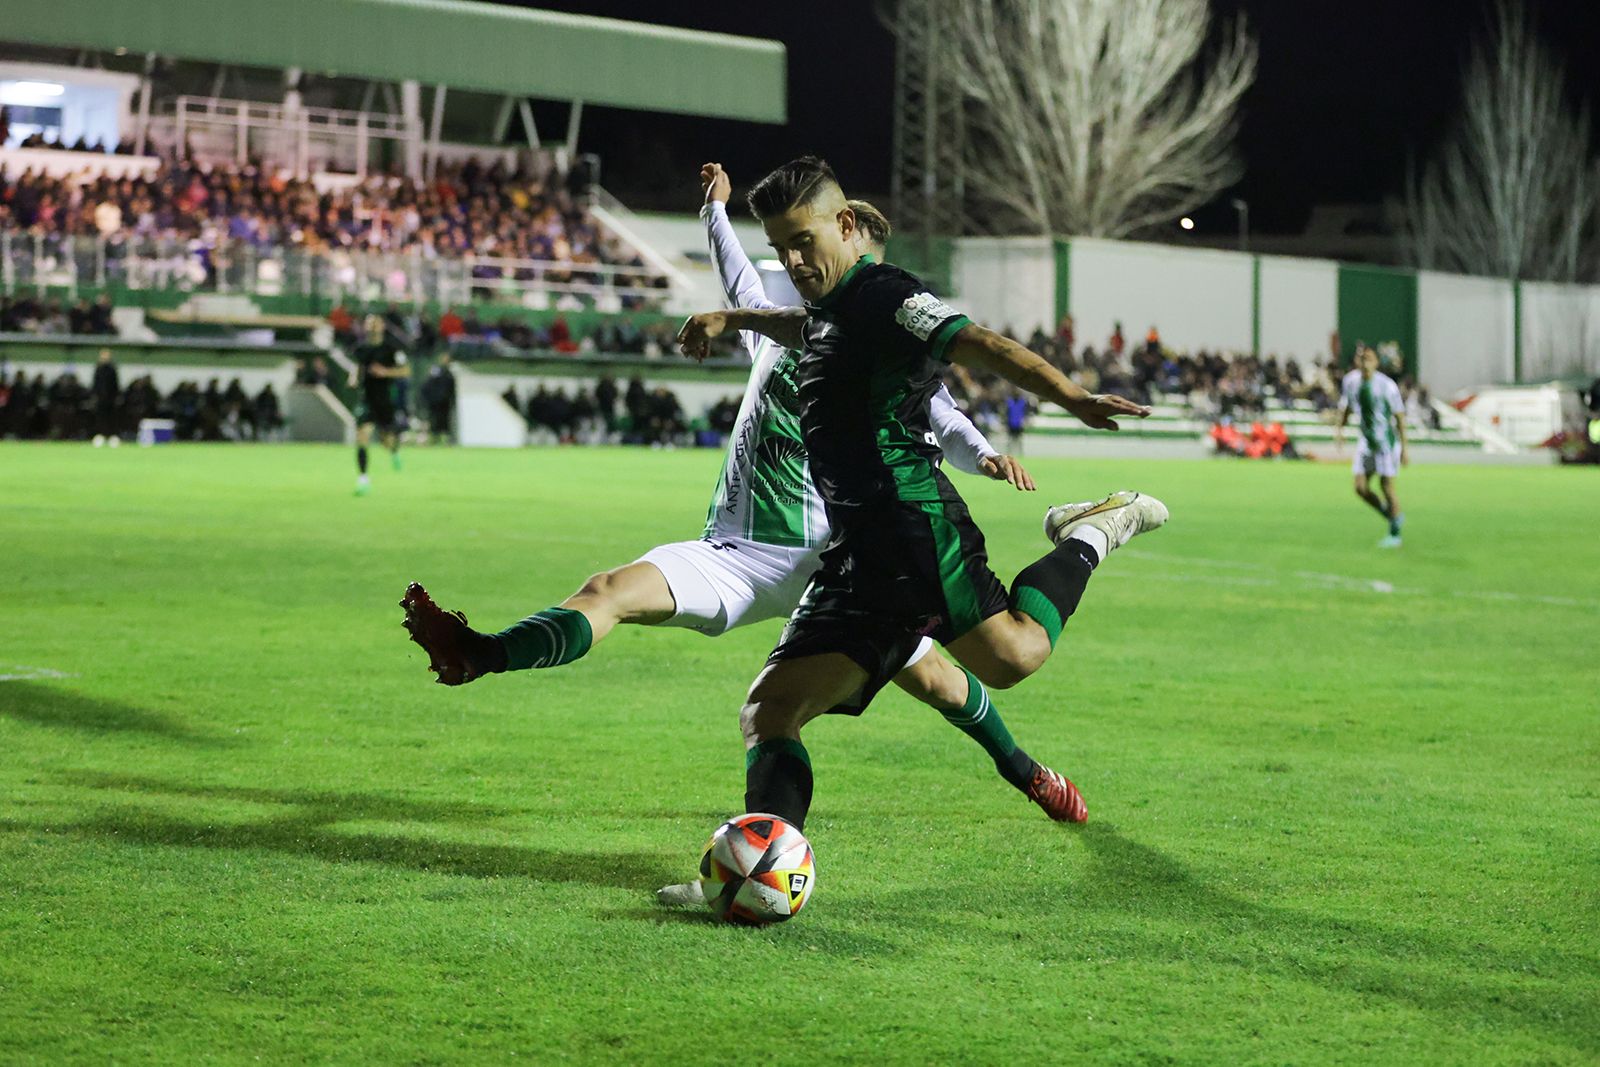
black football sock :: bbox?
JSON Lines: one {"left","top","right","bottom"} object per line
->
{"left": 1010, "top": 538, "right": 1099, "bottom": 648}
{"left": 744, "top": 738, "right": 814, "bottom": 831}
{"left": 357, "top": 445, "right": 368, "bottom": 474}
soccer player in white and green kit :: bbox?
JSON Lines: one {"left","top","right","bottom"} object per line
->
{"left": 401, "top": 163, "right": 1089, "bottom": 825}
{"left": 1336, "top": 344, "right": 1408, "bottom": 547}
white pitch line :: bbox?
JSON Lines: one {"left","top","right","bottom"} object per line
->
{"left": 1111, "top": 550, "right": 1600, "bottom": 609}
{"left": 0, "top": 666, "right": 77, "bottom": 682}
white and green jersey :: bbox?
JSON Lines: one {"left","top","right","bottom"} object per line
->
{"left": 1339, "top": 369, "right": 1403, "bottom": 452}
{"left": 702, "top": 332, "right": 827, "bottom": 547}
{"left": 699, "top": 201, "right": 996, "bottom": 549}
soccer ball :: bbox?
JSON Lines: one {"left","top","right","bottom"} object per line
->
{"left": 699, "top": 812, "right": 815, "bottom": 925}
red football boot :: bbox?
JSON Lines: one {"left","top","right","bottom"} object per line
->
{"left": 400, "top": 582, "right": 498, "bottom": 685}
{"left": 1027, "top": 764, "right": 1088, "bottom": 823}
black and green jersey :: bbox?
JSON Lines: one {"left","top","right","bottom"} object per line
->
{"left": 798, "top": 256, "right": 972, "bottom": 516}
{"left": 352, "top": 341, "right": 404, "bottom": 406}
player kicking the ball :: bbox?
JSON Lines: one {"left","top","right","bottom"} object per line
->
{"left": 1335, "top": 344, "right": 1408, "bottom": 547}
{"left": 402, "top": 163, "right": 1088, "bottom": 828}
{"left": 671, "top": 157, "right": 1167, "bottom": 851}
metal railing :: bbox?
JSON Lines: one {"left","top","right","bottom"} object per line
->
{"left": 174, "top": 95, "right": 419, "bottom": 177}
{"left": 0, "top": 230, "right": 673, "bottom": 310}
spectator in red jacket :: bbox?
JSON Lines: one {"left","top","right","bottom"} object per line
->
{"left": 438, "top": 308, "right": 465, "bottom": 342}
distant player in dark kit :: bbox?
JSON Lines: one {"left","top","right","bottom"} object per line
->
{"left": 349, "top": 314, "right": 411, "bottom": 495}
{"left": 421, "top": 353, "right": 457, "bottom": 444}
{"left": 91, "top": 347, "right": 120, "bottom": 446}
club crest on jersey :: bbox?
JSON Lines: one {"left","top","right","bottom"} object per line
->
{"left": 895, "top": 291, "right": 957, "bottom": 340}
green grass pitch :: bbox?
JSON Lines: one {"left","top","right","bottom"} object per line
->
{"left": 2, "top": 443, "right": 1596, "bottom": 1064}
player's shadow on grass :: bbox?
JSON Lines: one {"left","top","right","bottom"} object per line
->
{"left": 17, "top": 771, "right": 680, "bottom": 891}
{"left": 0, "top": 683, "right": 233, "bottom": 746}
{"left": 1073, "top": 823, "right": 1598, "bottom": 1058}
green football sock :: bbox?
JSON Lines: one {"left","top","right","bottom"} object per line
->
{"left": 943, "top": 668, "right": 1035, "bottom": 791}
{"left": 494, "top": 607, "right": 593, "bottom": 670}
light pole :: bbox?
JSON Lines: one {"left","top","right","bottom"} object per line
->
{"left": 1230, "top": 198, "right": 1249, "bottom": 252}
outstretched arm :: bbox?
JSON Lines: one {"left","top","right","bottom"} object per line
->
{"left": 945, "top": 324, "right": 1148, "bottom": 430}
{"left": 701, "top": 164, "right": 775, "bottom": 314}
{"left": 678, "top": 307, "right": 806, "bottom": 362}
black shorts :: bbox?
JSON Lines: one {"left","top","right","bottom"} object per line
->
{"left": 357, "top": 394, "right": 397, "bottom": 430}
{"left": 766, "top": 495, "right": 1009, "bottom": 714}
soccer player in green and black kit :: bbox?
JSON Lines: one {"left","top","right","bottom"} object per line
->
{"left": 677, "top": 157, "right": 1167, "bottom": 837}
{"left": 401, "top": 163, "right": 1088, "bottom": 839}
{"left": 349, "top": 314, "right": 410, "bottom": 496}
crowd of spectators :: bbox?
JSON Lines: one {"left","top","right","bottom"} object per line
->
{"left": 0, "top": 153, "right": 665, "bottom": 305}
{"left": 0, "top": 351, "right": 283, "bottom": 442}
{"left": 0, "top": 108, "right": 144, "bottom": 155}
{"left": 1, "top": 290, "right": 116, "bottom": 335}
{"left": 3, "top": 133, "right": 144, "bottom": 156}
{"left": 504, "top": 373, "right": 706, "bottom": 447}
{"left": 946, "top": 316, "right": 1443, "bottom": 435}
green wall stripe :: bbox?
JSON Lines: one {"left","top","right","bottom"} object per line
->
{"left": 1512, "top": 279, "right": 1523, "bottom": 384}
{"left": 1053, "top": 238, "right": 1072, "bottom": 330}
{"left": 1251, "top": 255, "right": 1262, "bottom": 356}
{"left": 1336, "top": 265, "right": 1418, "bottom": 375}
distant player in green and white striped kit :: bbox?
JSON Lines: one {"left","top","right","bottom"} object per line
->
{"left": 1336, "top": 344, "right": 1409, "bottom": 547}
{"left": 402, "top": 163, "right": 1092, "bottom": 825}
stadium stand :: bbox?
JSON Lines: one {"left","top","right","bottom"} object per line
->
{"left": 3, "top": 116, "right": 1494, "bottom": 453}
{"left": 0, "top": 362, "right": 283, "bottom": 442}
{"left": 0, "top": 157, "right": 670, "bottom": 310}
{"left": 943, "top": 324, "right": 1475, "bottom": 458}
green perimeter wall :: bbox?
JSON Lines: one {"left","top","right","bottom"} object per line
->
{"left": 971, "top": 238, "right": 1438, "bottom": 378}
{"left": 885, "top": 235, "right": 956, "bottom": 296}
{"left": 1336, "top": 265, "right": 1418, "bottom": 376}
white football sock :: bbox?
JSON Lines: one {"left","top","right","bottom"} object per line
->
{"left": 1067, "top": 526, "right": 1110, "bottom": 562}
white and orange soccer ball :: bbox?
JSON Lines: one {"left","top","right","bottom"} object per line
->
{"left": 699, "top": 813, "right": 816, "bottom": 925}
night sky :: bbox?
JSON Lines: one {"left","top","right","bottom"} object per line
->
{"left": 500, "top": 0, "right": 1600, "bottom": 232}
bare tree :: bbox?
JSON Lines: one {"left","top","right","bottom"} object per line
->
{"left": 908, "top": 0, "right": 1257, "bottom": 238}
{"left": 1405, "top": 1, "right": 1599, "bottom": 282}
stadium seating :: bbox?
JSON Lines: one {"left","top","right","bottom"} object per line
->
{"left": 0, "top": 156, "right": 671, "bottom": 309}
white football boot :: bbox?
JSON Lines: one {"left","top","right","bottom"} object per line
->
{"left": 656, "top": 879, "right": 706, "bottom": 907}
{"left": 1043, "top": 490, "right": 1169, "bottom": 554}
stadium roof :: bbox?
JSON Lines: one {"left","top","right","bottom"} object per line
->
{"left": 2, "top": 0, "right": 787, "bottom": 123}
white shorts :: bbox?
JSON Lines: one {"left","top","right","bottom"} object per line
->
{"left": 637, "top": 537, "right": 935, "bottom": 670}
{"left": 1353, "top": 443, "right": 1400, "bottom": 478}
